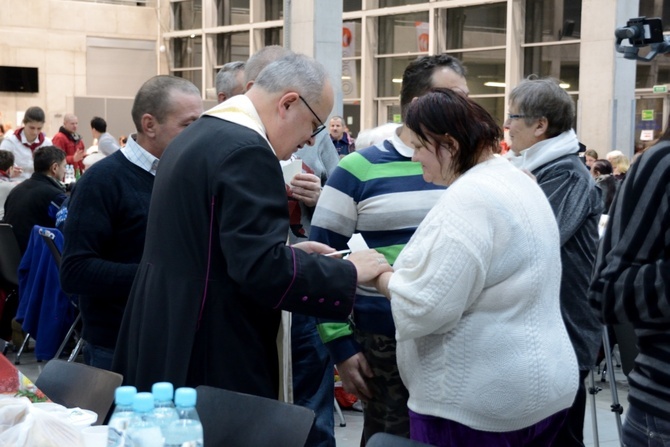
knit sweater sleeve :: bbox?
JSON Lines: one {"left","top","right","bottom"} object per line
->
{"left": 389, "top": 199, "right": 488, "bottom": 341}
{"left": 589, "top": 144, "right": 670, "bottom": 324}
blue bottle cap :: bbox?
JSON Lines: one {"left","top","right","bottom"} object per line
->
{"left": 115, "top": 386, "right": 137, "bottom": 406}
{"left": 151, "top": 382, "right": 174, "bottom": 402}
{"left": 133, "top": 392, "right": 154, "bottom": 413}
{"left": 174, "top": 387, "right": 197, "bottom": 407}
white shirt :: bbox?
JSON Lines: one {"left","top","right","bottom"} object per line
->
{"left": 0, "top": 130, "right": 53, "bottom": 181}
{"left": 120, "top": 134, "right": 159, "bottom": 176}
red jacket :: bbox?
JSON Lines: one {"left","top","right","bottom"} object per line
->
{"left": 52, "top": 128, "right": 85, "bottom": 172}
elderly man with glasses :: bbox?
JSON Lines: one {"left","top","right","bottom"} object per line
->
{"left": 112, "top": 52, "right": 392, "bottom": 400}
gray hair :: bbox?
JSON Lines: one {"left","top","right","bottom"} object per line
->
{"left": 509, "top": 76, "right": 575, "bottom": 138}
{"left": 254, "top": 53, "right": 329, "bottom": 104}
{"left": 131, "top": 75, "right": 201, "bottom": 133}
{"left": 245, "top": 46, "right": 293, "bottom": 84}
{"left": 216, "top": 61, "right": 245, "bottom": 97}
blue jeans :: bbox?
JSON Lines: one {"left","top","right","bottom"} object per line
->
{"left": 83, "top": 343, "right": 115, "bottom": 371}
{"left": 291, "top": 314, "right": 335, "bottom": 447}
{"left": 623, "top": 404, "right": 670, "bottom": 446}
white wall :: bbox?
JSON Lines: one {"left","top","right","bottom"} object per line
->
{"left": 0, "top": 0, "right": 159, "bottom": 143}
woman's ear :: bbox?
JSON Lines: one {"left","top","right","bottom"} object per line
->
{"left": 443, "top": 134, "right": 460, "bottom": 154}
{"left": 534, "top": 117, "right": 549, "bottom": 138}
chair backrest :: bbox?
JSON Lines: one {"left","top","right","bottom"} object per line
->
{"left": 196, "top": 385, "right": 315, "bottom": 447}
{"left": 612, "top": 323, "right": 639, "bottom": 377}
{"left": 367, "top": 433, "right": 435, "bottom": 447}
{"left": 34, "top": 359, "right": 123, "bottom": 425}
{"left": 0, "top": 223, "right": 21, "bottom": 287}
{"left": 38, "top": 228, "right": 62, "bottom": 267}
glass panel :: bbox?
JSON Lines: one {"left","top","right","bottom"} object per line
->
{"left": 172, "top": 36, "right": 202, "bottom": 69}
{"left": 216, "top": 0, "right": 250, "bottom": 26}
{"left": 377, "top": 55, "right": 417, "bottom": 98}
{"left": 173, "top": 69, "right": 203, "bottom": 93}
{"left": 343, "top": 20, "right": 362, "bottom": 58}
{"left": 639, "top": 0, "right": 670, "bottom": 31}
{"left": 264, "top": 27, "right": 283, "bottom": 46}
{"left": 172, "top": 0, "right": 202, "bottom": 31}
{"left": 471, "top": 96, "right": 506, "bottom": 129}
{"left": 523, "top": 44, "right": 580, "bottom": 91}
{"left": 265, "top": 0, "right": 283, "bottom": 20}
{"left": 215, "top": 32, "right": 250, "bottom": 66}
{"left": 379, "top": 0, "right": 425, "bottom": 7}
{"left": 635, "top": 59, "right": 670, "bottom": 89}
{"left": 344, "top": 0, "right": 361, "bottom": 13}
{"left": 634, "top": 96, "right": 664, "bottom": 143}
{"left": 525, "top": 0, "right": 582, "bottom": 44}
{"left": 343, "top": 103, "right": 361, "bottom": 139}
{"left": 342, "top": 59, "right": 361, "bottom": 100}
{"left": 378, "top": 12, "right": 430, "bottom": 55}
{"left": 446, "top": 3, "right": 507, "bottom": 50}
{"left": 449, "top": 49, "right": 506, "bottom": 96}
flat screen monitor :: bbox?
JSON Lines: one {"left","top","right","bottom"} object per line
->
{"left": 0, "top": 66, "right": 39, "bottom": 93}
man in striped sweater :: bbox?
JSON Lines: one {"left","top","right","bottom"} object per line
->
{"left": 310, "top": 54, "right": 468, "bottom": 444}
{"left": 589, "top": 136, "right": 670, "bottom": 444}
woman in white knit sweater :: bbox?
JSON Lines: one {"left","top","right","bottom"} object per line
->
{"left": 372, "top": 89, "right": 578, "bottom": 446}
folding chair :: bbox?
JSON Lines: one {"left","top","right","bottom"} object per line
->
{"left": 196, "top": 385, "right": 315, "bottom": 447}
{"left": 38, "top": 228, "right": 85, "bottom": 361}
{"left": 367, "top": 433, "right": 434, "bottom": 447}
{"left": 0, "top": 223, "right": 22, "bottom": 354}
{"left": 35, "top": 359, "right": 123, "bottom": 425}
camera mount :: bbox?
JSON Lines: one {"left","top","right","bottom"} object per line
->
{"left": 615, "top": 17, "right": 670, "bottom": 62}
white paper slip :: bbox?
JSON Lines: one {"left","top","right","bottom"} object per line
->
{"left": 281, "top": 158, "right": 303, "bottom": 185}
{"left": 347, "top": 233, "right": 369, "bottom": 252}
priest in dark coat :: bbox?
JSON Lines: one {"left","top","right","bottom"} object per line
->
{"left": 112, "top": 53, "right": 391, "bottom": 398}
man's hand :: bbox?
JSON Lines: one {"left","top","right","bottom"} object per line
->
{"left": 73, "top": 148, "right": 85, "bottom": 163}
{"left": 347, "top": 249, "right": 393, "bottom": 284}
{"left": 289, "top": 173, "right": 321, "bottom": 207}
{"left": 337, "top": 353, "right": 374, "bottom": 401}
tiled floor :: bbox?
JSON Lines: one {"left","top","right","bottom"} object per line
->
{"left": 12, "top": 347, "right": 628, "bottom": 447}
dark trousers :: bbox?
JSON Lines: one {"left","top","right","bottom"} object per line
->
{"left": 552, "top": 369, "right": 590, "bottom": 446}
{"left": 291, "top": 314, "right": 335, "bottom": 447}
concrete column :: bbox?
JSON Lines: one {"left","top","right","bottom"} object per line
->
{"left": 578, "top": 0, "right": 638, "bottom": 158}
{"left": 284, "top": 0, "right": 343, "bottom": 117}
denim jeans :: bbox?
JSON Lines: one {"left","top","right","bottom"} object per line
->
{"left": 83, "top": 343, "right": 115, "bottom": 371}
{"left": 291, "top": 314, "right": 335, "bottom": 447}
{"left": 623, "top": 404, "right": 670, "bottom": 447}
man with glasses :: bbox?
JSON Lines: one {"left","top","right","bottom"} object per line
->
{"left": 113, "top": 53, "right": 392, "bottom": 400}
{"left": 310, "top": 54, "right": 468, "bottom": 444}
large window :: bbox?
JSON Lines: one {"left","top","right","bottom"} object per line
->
{"left": 215, "top": 32, "right": 250, "bottom": 66}
{"left": 172, "top": 0, "right": 202, "bottom": 31}
{"left": 216, "top": 0, "right": 250, "bottom": 26}
{"left": 635, "top": 0, "right": 670, "bottom": 88}
{"left": 378, "top": 12, "right": 430, "bottom": 55}
{"left": 524, "top": 44, "right": 580, "bottom": 91}
{"left": 446, "top": 3, "right": 507, "bottom": 49}
{"left": 171, "top": 35, "right": 203, "bottom": 91}
{"left": 525, "top": 0, "right": 582, "bottom": 43}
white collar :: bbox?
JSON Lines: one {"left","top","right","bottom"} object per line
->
{"left": 390, "top": 126, "right": 415, "bottom": 158}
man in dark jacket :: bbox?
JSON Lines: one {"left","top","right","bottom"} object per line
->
{"left": 59, "top": 76, "right": 203, "bottom": 370}
{"left": 3, "top": 146, "right": 67, "bottom": 253}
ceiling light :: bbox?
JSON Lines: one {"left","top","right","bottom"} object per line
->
{"left": 559, "top": 83, "right": 570, "bottom": 89}
{"left": 484, "top": 82, "right": 506, "bottom": 88}
{"left": 392, "top": 78, "right": 402, "bottom": 84}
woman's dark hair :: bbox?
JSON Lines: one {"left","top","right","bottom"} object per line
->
{"left": 591, "top": 159, "right": 613, "bottom": 176}
{"left": 405, "top": 88, "right": 502, "bottom": 176}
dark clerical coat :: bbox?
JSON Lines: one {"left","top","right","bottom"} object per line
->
{"left": 113, "top": 115, "right": 356, "bottom": 398}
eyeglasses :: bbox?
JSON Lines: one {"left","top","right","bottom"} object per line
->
{"left": 299, "top": 95, "right": 326, "bottom": 138}
{"left": 507, "top": 114, "right": 527, "bottom": 120}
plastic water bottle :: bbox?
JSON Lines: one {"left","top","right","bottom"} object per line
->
{"left": 107, "top": 386, "right": 137, "bottom": 447}
{"left": 125, "top": 392, "right": 163, "bottom": 447}
{"left": 164, "top": 387, "right": 203, "bottom": 447}
{"left": 151, "top": 382, "right": 178, "bottom": 438}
